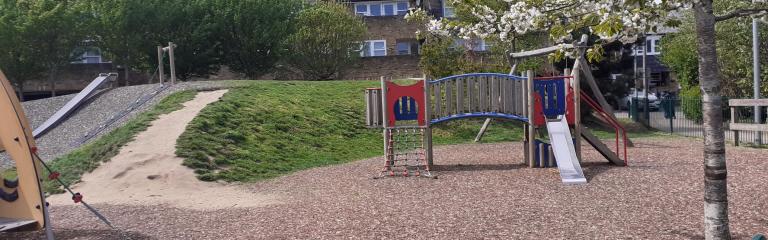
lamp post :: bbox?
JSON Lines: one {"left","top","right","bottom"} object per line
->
{"left": 753, "top": 8, "right": 762, "bottom": 144}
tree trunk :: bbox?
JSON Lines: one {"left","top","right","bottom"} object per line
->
{"left": 694, "top": 1, "right": 731, "bottom": 239}
{"left": 48, "top": 67, "right": 57, "bottom": 97}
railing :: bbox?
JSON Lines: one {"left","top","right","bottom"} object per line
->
{"left": 623, "top": 96, "right": 768, "bottom": 147}
{"left": 581, "top": 90, "right": 628, "bottom": 165}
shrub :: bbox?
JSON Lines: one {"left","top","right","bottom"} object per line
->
{"left": 680, "top": 87, "right": 702, "bottom": 123}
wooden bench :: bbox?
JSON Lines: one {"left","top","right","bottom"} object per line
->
{"left": 728, "top": 99, "right": 768, "bottom": 146}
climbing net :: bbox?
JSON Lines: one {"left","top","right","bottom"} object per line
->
{"left": 377, "top": 127, "right": 433, "bottom": 178}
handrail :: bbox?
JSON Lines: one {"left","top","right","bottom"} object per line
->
{"left": 580, "top": 90, "right": 628, "bottom": 165}
{"left": 430, "top": 112, "right": 529, "bottom": 125}
{"left": 533, "top": 75, "right": 574, "bottom": 80}
{"left": 429, "top": 73, "right": 525, "bottom": 84}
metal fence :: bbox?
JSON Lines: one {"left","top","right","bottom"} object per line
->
{"left": 615, "top": 97, "right": 768, "bottom": 146}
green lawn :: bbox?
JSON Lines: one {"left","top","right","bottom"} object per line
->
{"left": 176, "top": 80, "right": 668, "bottom": 182}
{"left": 176, "top": 81, "right": 527, "bottom": 182}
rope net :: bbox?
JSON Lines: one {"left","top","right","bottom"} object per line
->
{"left": 378, "top": 127, "right": 433, "bottom": 178}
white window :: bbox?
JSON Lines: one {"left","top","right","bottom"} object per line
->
{"left": 396, "top": 1, "right": 408, "bottom": 15}
{"left": 453, "top": 38, "right": 489, "bottom": 52}
{"left": 443, "top": 1, "right": 456, "bottom": 18}
{"left": 473, "top": 39, "right": 490, "bottom": 52}
{"left": 382, "top": 3, "right": 395, "bottom": 16}
{"left": 633, "top": 35, "right": 662, "bottom": 56}
{"left": 355, "top": 1, "right": 409, "bottom": 16}
{"left": 361, "top": 40, "right": 387, "bottom": 57}
{"left": 355, "top": 4, "right": 368, "bottom": 15}
{"left": 72, "top": 47, "right": 104, "bottom": 64}
{"left": 396, "top": 42, "right": 411, "bottom": 55}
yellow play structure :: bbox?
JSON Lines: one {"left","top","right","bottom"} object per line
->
{"left": 0, "top": 70, "right": 50, "bottom": 232}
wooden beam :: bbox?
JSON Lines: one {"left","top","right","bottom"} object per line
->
{"left": 577, "top": 56, "right": 616, "bottom": 115}
{"left": 728, "top": 99, "right": 768, "bottom": 107}
{"left": 730, "top": 123, "right": 768, "bottom": 131}
{"left": 580, "top": 126, "right": 625, "bottom": 166}
{"left": 509, "top": 44, "right": 575, "bottom": 59}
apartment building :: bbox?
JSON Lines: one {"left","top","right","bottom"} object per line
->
{"left": 344, "top": 0, "right": 455, "bottom": 80}
{"left": 629, "top": 33, "right": 678, "bottom": 93}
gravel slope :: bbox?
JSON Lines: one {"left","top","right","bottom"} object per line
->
{"left": 1, "top": 81, "right": 245, "bottom": 168}
{"left": 3, "top": 138, "right": 767, "bottom": 239}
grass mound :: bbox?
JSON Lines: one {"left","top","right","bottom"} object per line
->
{"left": 176, "top": 81, "right": 525, "bottom": 182}
{"left": 41, "top": 90, "right": 197, "bottom": 193}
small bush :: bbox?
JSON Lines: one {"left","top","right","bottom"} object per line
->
{"left": 680, "top": 87, "right": 702, "bottom": 123}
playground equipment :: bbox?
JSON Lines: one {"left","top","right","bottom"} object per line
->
{"left": 546, "top": 117, "right": 586, "bottom": 184}
{"left": 157, "top": 42, "right": 177, "bottom": 85}
{"left": 32, "top": 73, "right": 118, "bottom": 138}
{"left": 0, "top": 70, "right": 51, "bottom": 234}
{"left": 1, "top": 70, "right": 117, "bottom": 239}
{"left": 364, "top": 36, "right": 629, "bottom": 183}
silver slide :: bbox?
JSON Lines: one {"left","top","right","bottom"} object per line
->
{"left": 546, "top": 116, "right": 587, "bottom": 184}
{"left": 32, "top": 73, "right": 117, "bottom": 138}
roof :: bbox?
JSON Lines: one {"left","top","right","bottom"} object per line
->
{"left": 645, "top": 55, "right": 669, "bottom": 73}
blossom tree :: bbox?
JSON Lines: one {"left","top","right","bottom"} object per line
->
{"left": 409, "top": 0, "right": 767, "bottom": 239}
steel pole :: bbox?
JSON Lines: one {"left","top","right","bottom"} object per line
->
{"left": 643, "top": 37, "right": 649, "bottom": 125}
{"left": 753, "top": 17, "right": 762, "bottom": 144}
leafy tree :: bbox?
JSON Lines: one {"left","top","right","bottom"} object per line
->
{"left": 150, "top": 0, "right": 224, "bottom": 80}
{"left": 283, "top": 2, "right": 366, "bottom": 80}
{"left": 89, "top": 0, "right": 159, "bottom": 84}
{"left": 214, "top": 0, "right": 304, "bottom": 78}
{"left": 0, "top": 2, "right": 44, "bottom": 100}
{"left": 661, "top": 1, "right": 768, "bottom": 97}
{"left": 91, "top": 0, "right": 229, "bottom": 82}
{"left": 416, "top": 0, "right": 768, "bottom": 238}
{"left": 22, "top": 0, "right": 92, "bottom": 96}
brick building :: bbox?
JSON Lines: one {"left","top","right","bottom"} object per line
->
{"left": 343, "top": 0, "right": 455, "bottom": 80}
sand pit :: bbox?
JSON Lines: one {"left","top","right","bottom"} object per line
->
{"left": 48, "top": 90, "right": 281, "bottom": 210}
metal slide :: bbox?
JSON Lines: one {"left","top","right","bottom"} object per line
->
{"left": 546, "top": 116, "right": 587, "bottom": 184}
{"left": 32, "top": 73, "right": 117, "bottom": 138}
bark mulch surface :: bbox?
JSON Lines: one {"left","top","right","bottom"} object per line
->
{"left": 4, "top": 138, "right": 767, "bottom": 239}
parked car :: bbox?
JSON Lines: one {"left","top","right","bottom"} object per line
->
{"left": 618, "top": 89, "right": 660, "bottom": 111}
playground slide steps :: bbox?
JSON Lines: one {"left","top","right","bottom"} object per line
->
{"left": 546, "top": 117, "right": 587, "bottom": 184}
{"left": 0, "top": 218, "right": 36, "bottom": 232}
{"left": 579, "top": 126, "right": 625, "bottom": 166}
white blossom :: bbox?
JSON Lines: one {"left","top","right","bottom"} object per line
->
{"left": 424, "top": 0, "right": 680, "bottom": 45}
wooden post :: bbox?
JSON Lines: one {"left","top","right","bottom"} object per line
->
{"left": 168, "top": 42, "right": 176, "bottom": 85}
{"left": 527, "top": 70, "right": 536, "bottom": 167}
{"left": 731, "top": 107, "right": 739, "bottom": 146}
{"left": 423, "top": 78, "right": 434, "bottom": 166}
{"left": 157, "top": 46, "right": 164, "bottom": 84}
{"left": 572, "top": 57, "right": 583, "bottom": 161}
{"left": 381, "top": 76, "right": 389, "bottom": 166}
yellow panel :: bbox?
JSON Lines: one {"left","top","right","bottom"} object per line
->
{"left": 0, "top": 70, "right": 45, "bottom": 229}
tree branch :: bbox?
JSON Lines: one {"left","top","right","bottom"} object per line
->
{"left": 715, "top": 8, "right": 768, "bottom": 22}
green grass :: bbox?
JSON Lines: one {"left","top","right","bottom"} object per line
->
{"left": 38, "top": 90, "right": 197, "bottom": 193}
{"left": 176, "top": 81, "right": 525, "bottom": 182}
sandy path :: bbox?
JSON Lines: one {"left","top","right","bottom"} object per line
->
{"left": 48, "top": 90, "right": 280, "bottom": 210}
